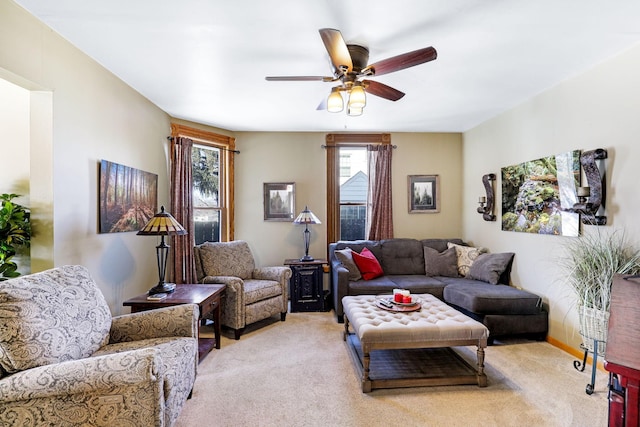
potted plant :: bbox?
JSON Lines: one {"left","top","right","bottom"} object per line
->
{"left": 0, "top": 193, "right": 31, "bottom": 280}
{"left": 560, "top": 229, "right": 640, "bottom": 354}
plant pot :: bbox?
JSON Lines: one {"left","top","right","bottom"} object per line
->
{"left": 578, "top": 305, "right": 609, "bottom": 355}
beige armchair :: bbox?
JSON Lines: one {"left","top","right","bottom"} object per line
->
{"left": 0, "top": 265, "right": 198, "bottom": 427}
{"left": 194, "top": 240, "right": 291, "bottom": 339}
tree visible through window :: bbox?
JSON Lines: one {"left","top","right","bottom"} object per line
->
{"left": 192, "top": 144, "right": 221, "bottom": 245}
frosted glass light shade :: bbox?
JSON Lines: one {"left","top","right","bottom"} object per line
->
{"left": 327, "top": 89, "right": 344, "bottom": 113}
{"left": 348, "top": 84, "right": 366, "bottom": 109}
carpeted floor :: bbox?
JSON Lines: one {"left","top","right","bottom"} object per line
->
{"left": 176, "top": 311, "right": 609, "bottom": 427}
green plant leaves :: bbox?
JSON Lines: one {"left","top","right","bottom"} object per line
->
{"left": 0, "top": 193, "right": 31, "bottom": 281}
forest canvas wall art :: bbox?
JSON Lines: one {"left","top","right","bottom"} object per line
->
{"left": 501, "top": 150, "right": 580, "bottom": 237}
{"left": 99, "top": 160, "right": 158, "bottom": 233}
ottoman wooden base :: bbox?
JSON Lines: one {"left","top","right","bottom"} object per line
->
{"left": 346, "top": 334, "right": 485, "bottom": 393}
{"left": 342, "top": 294, "right": 489, "bottom": 393}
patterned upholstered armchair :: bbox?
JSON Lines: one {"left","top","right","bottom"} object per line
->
{"left": 194, "top": 240, "right": 291, "bottom": 339}
{"left": 0, "top": 265, "right": 198, "bottom": 427}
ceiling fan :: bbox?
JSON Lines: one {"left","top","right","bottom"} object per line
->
{"left": 265, "top": 28, "right": 437, "bottom": 115}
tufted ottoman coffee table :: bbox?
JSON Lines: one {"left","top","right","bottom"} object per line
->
{"left": 342, "top": 294, "right": 489, "bottom": 392}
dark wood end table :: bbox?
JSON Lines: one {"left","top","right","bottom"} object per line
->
{"left": 123, "top": 284, "right": 226, "bottom": 362}
{"left": 284, "top": 259, "right": 329, "bottom": 312}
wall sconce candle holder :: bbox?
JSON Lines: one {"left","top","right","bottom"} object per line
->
{"left": 572, "top": 148, "right": 607, "bottom": 226}
{"left": 477, "top": 173, "right": 496, "bottom": 221}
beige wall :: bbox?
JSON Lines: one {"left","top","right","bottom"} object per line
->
{"left": 1, "top": 1, "right": 172, "bottom": 314}
{"left": 0, "top": 78, "right": 31, "bottom": 274}
{"left": 463, "top": 43, "right": 640, "bottom": 349}
{"left": 233, "top": 132, "right": 463, "bottom": 267}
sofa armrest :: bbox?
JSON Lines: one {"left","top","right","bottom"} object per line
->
{"left": 253, "top": 266, "right": 292, "bottom": 283}
{"left": 0, "top": 348, "right": 163, "bottom": 403}
{"left": 202, "top": 276, "right": 245, "bottom": 330}
{"left": 111, "top": 304, "right": 198, "bottom": 343}
{"left": 253, "top": 267, "right": 292, "bottom": 301}
{"left": 331, "top": 262, "right": 351, "bottom": 320}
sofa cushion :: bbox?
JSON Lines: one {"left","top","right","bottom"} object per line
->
{"left": 333, "top": 240, "right": 383, "bottom": 262}
{"left": 0, "top": 265, "right": 112, "bottom": 374}
{"left": 334, "top": 248, "right": 362, "bottom": 281}
{"left": 424, "top": 247, "right": 459, "bottom": 277}
{"left": 421, "top": 238, "right": 466, "bottom": 253}
{"left": 467, "top": 253, "right": 515, "bottom": 285}
{"left": 352, "top": 248, "right": 384, "bottom": 280}
{"left": 348, "top": 275, "right": 402, "bottom": 294}
{"left": 443, "top": 281, "right": 542, "bottom": 315}
{"left": 447, "top": 242, "right": 487, "bottom": 276}
{"left": 387, "top": 275, "right": 448, "bottom": 300}
{"left": 243, "top": 279, "right": 284, "bottom": 305}
{"left": 379, "top": 238, "right": 426, "bottom": 275}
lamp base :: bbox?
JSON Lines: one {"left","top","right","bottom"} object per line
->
{"left": 148, "top": 282, "right": 176, "bottom": 295}
{"left": 299, "top": 255, "right": 315, "bottom": 262}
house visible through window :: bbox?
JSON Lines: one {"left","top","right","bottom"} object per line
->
{"left": 325, "top": 133, "right": 390, "bottom": 245}
{"left": 339, "top": 148, "right": 367, "bottom": 240}
{"left": 192, "top": 144, "right": 221, "bottom": 244}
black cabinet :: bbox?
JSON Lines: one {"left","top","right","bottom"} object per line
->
{"left": 284, "top": 259, "right": 328, "bottom": 312}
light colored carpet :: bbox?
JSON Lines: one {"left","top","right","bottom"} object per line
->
{"left": 176, "top": 311, "right": 609, "bottom": 427}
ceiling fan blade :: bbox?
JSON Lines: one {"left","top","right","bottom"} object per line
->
{"left": 363, "top": 80, "right": 405, "bottom": 101}
{"left": 319, "top": 28, "right": 353, "bottom": 74}
{"left": 265, "top": 76, "right": 334, "bottom": 82}
{"left": 364, "top": 46, "right": 437, "bottom": 76}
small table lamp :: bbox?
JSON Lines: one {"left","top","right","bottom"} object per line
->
{"left": 137, "top": 206, "right": 187, "bottom": 295}
{"left": 293, "top": 206, "right": 321, "bottom": 262}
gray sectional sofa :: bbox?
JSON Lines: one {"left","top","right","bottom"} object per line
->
{"left": 329, "top": 238, "right": 548, "bottom": 343}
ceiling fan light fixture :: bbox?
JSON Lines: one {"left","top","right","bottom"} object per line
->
{"left": 348, "top": 84, "right": 366, "bottom": 109}
{"left": 327, "top": 87, "right": 344, "bottom": 113}
{"left": 347, "top": 105, "right": 363, "bottom": 116}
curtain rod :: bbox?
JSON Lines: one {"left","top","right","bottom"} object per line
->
{"left": 321, "top": 144, "right": 397, "bottom": 149}
{"left": 167, "top": 136, "right": 240, "bottom": 154}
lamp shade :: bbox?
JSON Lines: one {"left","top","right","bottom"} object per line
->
{"left": 137, "top": 206, "right": 187, "bottom": 236}
{"left": 293, "top": 206, "right": 320, "bottom": 262}
{"left": 293, "top": 206, "right": 321, "bottom": 225}
{"left": 348, "top": 84, "right": 366, "bottom": 109}
{"left": 347, "top": 106, "right": 363, "bottom": 116}
{"left": 137, "top": 206, "right": 186, "bottom": 295}
{"left": 327, "top": 88, "right": 344, "bottom": 113}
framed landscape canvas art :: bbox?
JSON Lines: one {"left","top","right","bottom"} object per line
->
{"left": 408, "top": 175, "right": 440, "bottom": 213}
{"left": 263, "top": 182, "right": 295, "bottom": 221}
{"left": 99, "top": 160, "right": 158, "bottom": 233}
{"left": 501, "top": 150, "right": 580, "bottom": 236}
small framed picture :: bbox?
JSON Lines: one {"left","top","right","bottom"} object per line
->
{"left": 263, "top": 182, "right": 296, "bottom": 221}
{"left": 408, "top": 175, "right": 440, "bottom": 213}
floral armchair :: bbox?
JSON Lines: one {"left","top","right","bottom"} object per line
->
{"left": 0, "top": 265, "right": 198, "bottom": 427}
{"left": 194, "top": 240, "right": 291, "bottom": 339}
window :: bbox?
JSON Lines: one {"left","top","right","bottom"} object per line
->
{"left": 339, "top": 153, "right": 352, "bottom": 178}
{"left": 339, "top": 147, "right": 367, "bottom": 240}
{"left": 171, "top": 124, "right": 235, "bottom": 244}
{"left": 325, "top": 133, "right": 390, "bottom": 244}
{"left": 192, "top": 144, "right": 221, "bottom": 244}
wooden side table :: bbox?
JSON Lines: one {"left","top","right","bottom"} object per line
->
{"left": 123, "top": 284, "right": 225, "bottom": 362}
{"left": 284, "top": 259, "right": 329, "bottom": 312}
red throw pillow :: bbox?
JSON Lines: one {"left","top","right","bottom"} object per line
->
{"left": 351, "top": 247, "right": 384, "bottom": 280}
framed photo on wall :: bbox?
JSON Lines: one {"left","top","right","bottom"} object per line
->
{"left": 408, "top": 175, "right": 440, "bottom": 213}
{"left": 263, "top": 182, "right": 296, "bottom": 221}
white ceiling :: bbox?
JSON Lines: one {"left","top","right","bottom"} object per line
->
{"left": 13, "top": 0, "right": 640, "bottom": 132}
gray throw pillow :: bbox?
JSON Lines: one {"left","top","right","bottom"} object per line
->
{"left": 424, "top": 247, "right": 459, "bottom": 277}
{"left": 335, "top": 247, "right": 362, "bottom": 281}
{"left": 467, "top": 252, "right": 515, "bottom": 284}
